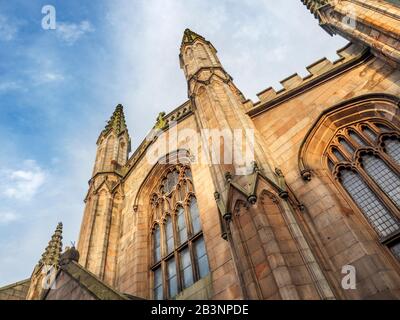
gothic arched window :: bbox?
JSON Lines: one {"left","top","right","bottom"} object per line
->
{"left": 150, "top": 165, "right": 210, "bottom": 300}
{"left": 326, "top": 120, "right": 400, "bottom": 261}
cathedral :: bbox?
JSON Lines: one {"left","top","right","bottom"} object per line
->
{"left": 1, "top": 0, "right": 400, "bottom": 300}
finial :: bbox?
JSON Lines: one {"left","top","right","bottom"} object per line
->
{"left": 154, "top": 112, "right": 167, "bottom": 130}
{"left": 181, "top": 28, "right": 204, "bottom": 47}
{"left": 38, "top": 222, "right": 63, "bottom": 268}
{"left": 100, "top": 104, "right": 128, "bottom": 138}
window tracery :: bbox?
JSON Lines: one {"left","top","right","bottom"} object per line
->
{"left": 150, "top": 165, "right": 210, "bottom": 299}
{"left": 326, "top": 120, "right": 400, "bottom": 260}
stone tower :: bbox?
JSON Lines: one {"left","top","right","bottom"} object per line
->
{"left": 179, "top": 28, "right": 277, "bottom": 184}
{"left": 301, "top": 0, "right": 400, "bottom": 65}
{"left": 77, "top": 104, "right": 130, "bottom": 284}
{"left": 92, "top": 104, "right": 131, "bottom": 175}
{"left": 179, "top": 29, "right": 336, "bottom": 300}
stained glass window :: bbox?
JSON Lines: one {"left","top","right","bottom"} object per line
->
{"left": 327, "top": 121, "right": 400, "bottom": 261}
{"left": 151, "top": 165, "right": 209, "bottom": 299}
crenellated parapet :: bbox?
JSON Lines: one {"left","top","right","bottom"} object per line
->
{"left": 248, "top": 42, "right": 371, "bottom": 117}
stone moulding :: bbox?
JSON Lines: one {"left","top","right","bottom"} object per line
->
{"left": 213, "top": 164, "right": 290, "bottom": 240}
{"left": 131, "top": 149, "right": 193, "bottom": 214}
{"left": 297, "top": 93, "right": 400, "bottom": 181}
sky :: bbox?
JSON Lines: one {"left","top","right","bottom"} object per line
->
{"left": 0, "top": 0, "right": 347, "bottom": 286}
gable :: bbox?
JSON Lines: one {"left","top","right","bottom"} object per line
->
{"left": 42, "top": 261, "right": 137, "bottom": 300}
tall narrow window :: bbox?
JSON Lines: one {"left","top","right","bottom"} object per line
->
{"left": 189, "top": 197, "right": 201, "bottom": 234}
{"left": 150, "top": 164, "right": 210, "bottom": 299}
{"left": 153, "top": 267, "right": 163, "bottom": 300}
{"left": 180, "top": 248, "right": 193, "bottom": 289}
{"left": 332, "top": 147, "right": 346, "bottom": 162}
{"left": 165, "top": 216, "right": 174, "bottom": 254}
{"left": 326, "top": 120, "right": 400, "bottom": 261}
{"left": 153, "top": 225, "right": 161, "bottom": 263}
{"left": 177, "top": 206, "right": 187, "bottom": 245}
{"left": 348, "top": 130, "right": 367, "bottom": 147}
{"left": 362, "top": 125, "right": 377, "bottom": 142}
{"left": 194, "top": 237, "right": 210, "bottom": 278}
{"left": 339, "top": 138, "right": 355, "bottom": 155}
{"left": 167, "top": 258, "right": 178, "bottom": 298}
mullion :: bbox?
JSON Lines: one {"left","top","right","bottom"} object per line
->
{"left": 151, "top": 165, "right": 208, "bottom": 300}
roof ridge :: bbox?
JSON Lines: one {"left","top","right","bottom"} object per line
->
{"left": 61, "top": 261, "right": 133, "bottom": 300}
{"left": 0, "top": 278, "right": 31, "bottom": 291}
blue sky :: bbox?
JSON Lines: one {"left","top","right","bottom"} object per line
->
{"left": 0, "top": 0, "right": 346, "bottom": 286}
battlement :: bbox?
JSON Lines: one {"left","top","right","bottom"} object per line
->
{"left": 249, "top": 42, "right": 370, "bottom": 116}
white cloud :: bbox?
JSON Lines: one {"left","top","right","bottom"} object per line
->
{"left": 1, "top": 160, "right": 47, "bottom": 201}
{"left": 0, "top": 1, "right": 350, "bottom": 287}
{"left": 56, "top": 20, "right": 94, "bottom": 45}
{"left": 0, "top": 81, "right": 21, "bottom": 92}
{"left": 34, "top": 71, "right": 65, "bottom": 85}
{"left": 0, "top": 212, "right": 19, "bottom": 225}
{"left": 0, "top": 14, "right": 18, "bottom": 41}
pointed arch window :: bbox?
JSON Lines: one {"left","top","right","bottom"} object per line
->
{"left": 326, "top": 120, "right": 400, "bottom": 261}
{"left": 165, "top": 216, "right": 174, "bottom": 254}
{"left": 177, "top": 206, "right": 187, "bottom": 245}
{"left": 150, "top": 165, "right": 210, "bottom": 300}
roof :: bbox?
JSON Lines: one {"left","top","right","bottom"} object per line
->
{"left": 0, "top": 278, "right": 31, "bottom": 300}
{"left": 41, "top": 260, "right": 142, "bottom": 300}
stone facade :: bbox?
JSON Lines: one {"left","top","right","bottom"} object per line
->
{"left": 1, "top": 0, "right": 400, "bottom": 301}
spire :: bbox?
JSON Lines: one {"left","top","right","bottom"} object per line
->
{"left": 181, "top": 28, "right": 205, "bottom": 48}
{"left": 301, "top": 0, "right": 329, "bottom": 19}
{"left": 38, "top": 222, "right": 63, "bottom": 267}
{"left": 100, "top": 104, "right": 128, "bottom": 138}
